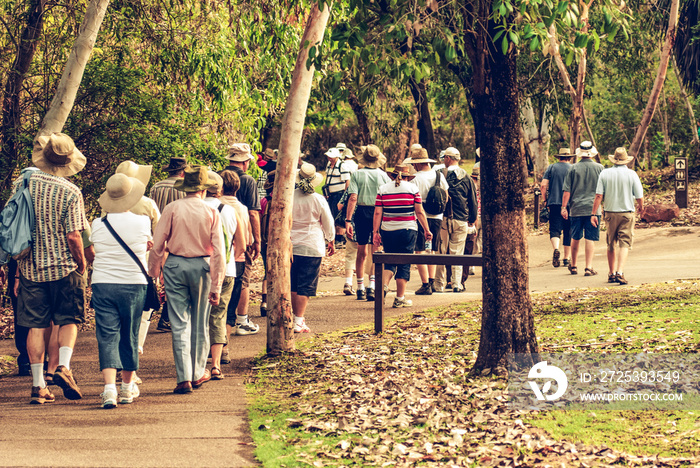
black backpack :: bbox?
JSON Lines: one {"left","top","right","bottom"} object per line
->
{"left": 423, "top": 171, "right": 448, "bottom": 215}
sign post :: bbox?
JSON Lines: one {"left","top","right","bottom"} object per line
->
{"left": 675, "top": 157, "right": 688, "bottom": 209}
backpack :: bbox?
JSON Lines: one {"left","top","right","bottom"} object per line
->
{"left": 423, "top": 171, "right": 448, "bottom": 215}
{"left": 441, "top": 168, "right": 478, "bottom": 223}
{"left": 0, "top": 168, "right": 37, "bottom": 264}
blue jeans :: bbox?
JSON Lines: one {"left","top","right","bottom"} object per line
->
{"left": 92, "top": 283, "right": 147, "bottom": 371}
{"left": 163, "top": 255, "right": 212, "bottom": 384}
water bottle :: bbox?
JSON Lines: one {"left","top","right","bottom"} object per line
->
{"left": 425, "top": 240, "right": 432, "bottom": 251}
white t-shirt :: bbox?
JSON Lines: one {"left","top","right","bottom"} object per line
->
{"left": 90, "top": 212, "right": 152, "bottom": 285}
{"left": 291, "top": 191, "right": 335, "bottom": 257}
{"left": 412, "top": 169, "right": 449, "bottom": 220}
{"left": 204, "top": 197, "right": 238, "bottom": 277}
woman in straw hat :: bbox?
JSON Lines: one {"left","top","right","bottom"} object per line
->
{"left": 290, "top": 163, "right": 336, "bottom": 333}
{"left": 373, "top": 164, "right": 432, "bottom": 308}
{"left": 90, "top": 173, "right": 151, "bottom": 408}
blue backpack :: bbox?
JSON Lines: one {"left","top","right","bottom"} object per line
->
{"left": 0, "top": 168, "right": 37, "bottom": 264}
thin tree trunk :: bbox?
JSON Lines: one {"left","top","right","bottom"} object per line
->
{"left": 470, "top": 0, "right": 538, "bottom": 375}
{"left": 519, "top": 97, "right": 551, "bottom": 182}
{"left": 348, "top": 91, "right": 371, "bottom": 145}
{"left": 671, "top": 57, "right": 700, "bottom": 159}
{"left": 628, "top": 0, "right": 679, "bottom": 162}
{"left": 660, "top": 87, "right": 671, "bottom": 167}
{"left": 266, "top": 1, "right": 331, "bottom": 356}
{"left": 0, "top": 0, "right": 46, "bottom": 199}
{"left": 408, "top": 77, "right": 438, "bottom": 158}
{"left": 36, "top": 0, "right": 110, "bottom": 138}
{"left": 581, "top": 105, "right": 596, "bottom": 147}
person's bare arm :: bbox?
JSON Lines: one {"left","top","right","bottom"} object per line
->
{"left": 346, "top": 193, "right": 358, "bottom": 238}
{"left": 540, "top": 179, "right": 549, "bottom": 200}
{"left": 66, "top": 230, "right": 87, "bottom": 274}
{"left": 636, "top": 197, "right": 644, "bottom": 215}
{"left": 249, "top": 210, "right": 261, "bottom": 260}
{"left": 561, "top": 192, "right": 571, "bottom": 220}
{"left": 415, "top": 204, "right": 432, "bottom": 241}
{"left": 590, "top": 193, "right": 603, "bottom": 228}
{"left": 372, "top": 205, "right": 383, "bottom": 247}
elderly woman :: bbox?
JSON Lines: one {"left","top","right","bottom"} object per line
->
{"left": 291, "top": 163, "right": 336, "bottom": 333}
{"left": 91, "top": 173, "right": 152, "bottom": 408}
{"left": 373, "top": 164, "right": 432, "bottom": 308}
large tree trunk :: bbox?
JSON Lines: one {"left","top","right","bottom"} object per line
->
{"left": 266, "top": 1, "right": 331, "bottom": 356}
{"left": 348, "top": 91, "right": 371, "bottom": 145}
{"left": 36, "top": 0, "right": 110, "bottom": 138}
{"left": 470, "top": 1, "right": 538, "bottom": 375}
{"left": 628, "top": 0, "right": 679, "bottom": 162}
{"left": 519, "top": 97, "right": 551, "bottom": 182}
{"left": 408, "top": 77, "right": 438, "bottom": 158}
{"left": 0, "top": 0, "right": 46, "bottom": 199}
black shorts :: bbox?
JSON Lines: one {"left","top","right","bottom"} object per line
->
{"left": 548, "top": 204, "right": 571, "bottom": 246}
{"left": 291, "top": 255, "right": 322, "bottom": 297}
{"left": 353, "top": 205, "right": 375, "bottom": 245}
{"left": 17, "top": 270, "right": 86, "bottom": 328}
{"left": 416, "top": 218, "right": 442, "bottom": 252}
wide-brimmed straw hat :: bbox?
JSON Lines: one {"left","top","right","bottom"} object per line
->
{"left": 174, "top": 165, "right": 218, "bottom": 192}
{"left": 357, "top": 145, "right": 386, "bottom": 169}
{"left": 444, "top": 147, "right": 461, "bottom": 160}
{"left": 609, "top": 147, "right": 633, "bottom": 165}
{"left": 116, "top": 161, "right": 152, "bottom": 186}
{"left": 387, "top": 164, "right": 416, "bottom": 181}
{"left": 164, "top": 157, "right": 187, "bottom": 173}
{"left": 556, "top": 148, "right": 575, "bottom": 159}
{"left": 406, "top": 145, "right": 435, "bottom": 164}
{"left": 295, "top": 163, "right": 323, "bottom": 188}
{"left": 32, "top": 133, "right": 86, "bottom": 177}
{"left": 98, "top": 173, "right": 146, "bottom": 213}
{"left": 227, "top": 143, "right": 254, "bottom": 162}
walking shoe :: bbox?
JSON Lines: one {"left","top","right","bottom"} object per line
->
{"left": 415, "top": 284, "right": 433, "bottom": 295}
{"left": 343, "top": 283, "right": 355, "bottom": 295}
{"left": 101, "top": 389, "right": 117, "bottom": 409}
{"left": 220, "top": 346, "right": 231, "bottom": 364}
{"left": 616, "top": 273, "right": 628, "bottom": 285}
{"left": 260, "top": 302, "right": 267, "bottom": 317}
{"left": 192, "top": 369, "right": 211, "bottom": 388}
{"left": 563, "top": 258, "right": 570, "bottom": 266}
{"left": 173, "top": 381, "right": 193, "bottom": 394}
{"left": 119, "top": 383, "right": 139, "bottom": 404}
{"left": 453, "top": 286, "right": 465, "bottom": 293}
{"left": 608, "top": 273, "right": 617, "bottom": 283}
{"left": 392, "top": 297, "right": 413, "bottom": 308}
{"left": 430, "top": 282, "right": 437, "bottom": 292}
{"left": 468, "top": 266, "right": 476, "bottom": 276}
{"left": 366, "top": 287, "right": 375, "bottom": 301}
{"left": 234, "top": 319, "right": 260, "bottom": 336}
{"left": 53, "top": 365, "right": 82, "bottom": 400}
{"left": 383, "top": 285, "right": 389, "bottom": 297}
{"left": 552, "top": 249, "right": 561, "bottom": 267}
{"left": 293, "top": 318, "right": 311, "bottom": 333}
{"left": 30, "top": 386, "right": 55, "bottom": 405}
{"left": 156, "top": 318, "right": 171, "bottom": 332}
{"left": 356, "top": 289, "right": 366, "bottom": 300}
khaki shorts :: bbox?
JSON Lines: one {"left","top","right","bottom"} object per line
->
{"left": 604, "top": 211, "right": 635, "bottom": 250}
{"left": 209, "top": 276, "right": 235, "bottom": 345}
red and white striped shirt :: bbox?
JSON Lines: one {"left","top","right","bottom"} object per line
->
{"left": 375, "top": 180, "right": 422, "bottom": 232}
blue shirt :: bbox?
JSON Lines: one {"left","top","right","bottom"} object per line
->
{"left": 595, "top": 165, "right": 644, "bottom": 212}
{"left": 543, "top": 161, "right": 572, "bottom": 206}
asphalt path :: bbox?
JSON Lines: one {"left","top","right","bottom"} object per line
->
{"left": 0, "top": 226, "right": 697, "bottom": 467}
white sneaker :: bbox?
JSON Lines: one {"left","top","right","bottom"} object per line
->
{"left": 101, "top": 389, "right": 118, "bottom": 409}
{"left": 392, "top": 297, "right": 413, "bottom": 308}
{"left": 293, "top": 318, "right": 311, "bottom": 333}
{"left": 234, "top": 319, "right": 260, "bottom": 336}
{"left": 119, "top": 383, "right": 139, "bottom": 404}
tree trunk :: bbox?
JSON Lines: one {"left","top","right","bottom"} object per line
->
{"left": 470, "top": 1, "right": 538, "bottom": 375}
{"left": 266, "top": 1, "right": 331, "bottom": 356}
{"left": 628, "top": 0, "right": 679, "bottom": 162}
{"left": 348, "top": 91, "right": 372, "bottom": 145}
{"left": 408, "top": 77, "right": 438, "bottom": 158}
{"left": 519, "top": 97, "right": 551, "bottom": 183}
{"left": 36, "top": 0, "right": 110, "bottom": 138}
{"left": 0, "top": 0, "right": 46, "bottom": 199}
{"left": 672, "top": 57, "right": 700, "bottom": 162}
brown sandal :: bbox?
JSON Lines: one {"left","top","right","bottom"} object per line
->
{"left": 584, "top": 268, "right": 597, "bottom": 276}
{"left": 568, "top": 264, "right": 578, "bottom": 275}
{"left": 211, "top": 367, "right": 224, "bottom": 380}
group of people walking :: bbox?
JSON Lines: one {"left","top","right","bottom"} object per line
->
{"left": 541, "top": 142, "right": 644, "bottom": 284}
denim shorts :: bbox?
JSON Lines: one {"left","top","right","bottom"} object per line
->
{"left": 381, "top": 229, "right": 417, "bottom": 281}
{"left": 291, "top": 255, "right": 322, "bottom": 296}
{"left": 548, "top": 204, "right": 571, "bottom": 246}
{"left": 570, "top": 215, "right": 600, "bottom": 241}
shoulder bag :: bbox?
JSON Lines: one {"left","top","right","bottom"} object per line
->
{"left": 102, "top": 216, "right": 161, "bottom": 312}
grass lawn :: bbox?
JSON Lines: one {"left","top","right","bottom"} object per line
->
{"left": 248, "top": 281, "right": 700, "bottom": 467}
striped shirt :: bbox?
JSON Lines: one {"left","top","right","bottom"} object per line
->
{"left": 149, "top": 177, "right": 186, "bottom": 214}
{"left": 16, "top": 171, "right": 89, "bottom": 282}
{"left": 375, "top": 180, "right": 422, "bottom": 231}
{"left": 324, "top": 159, "right": 351, "bottom": 194}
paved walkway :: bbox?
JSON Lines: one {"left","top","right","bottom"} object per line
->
{"left": 0, "top": 226, "right": 697, "bottom": 467}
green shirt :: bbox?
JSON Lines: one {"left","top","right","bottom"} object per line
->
{"left": 562, "top": 158, "right": 604, "bottom": 217}
{"left": 347, "top": 168, "right": 391, "bottom": 206}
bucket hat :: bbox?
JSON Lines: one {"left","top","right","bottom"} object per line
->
{"left": 116, "top": 161, "right": 152, "bottom": 186}
{"left": 227, "top": 143, "right": 253, "bottom": 162}
{"left": 98, "top": 174, "right": 146, "bottom": 213}
{"left": 555, "top": 148, "right": 575, "bottom": 159}
{"left": 576, "top": 141, "right": 598, "bottom": 158}
{"left": 164, "top": 157, "right": 187, "bottom": 173}
{"left": 206, "top": 170, "right": 224, "bottom": 194}
{"left": 32, "top": 133, "right": 86, "bottom": 177}
{"left": 295, "top": 163, "right": 323, "bottom": 188}
{"left": 173, "top": 165, "right": 218, "bottom": 192}
{"left": 608, "top": 147, "right": 634, "bottom": 165}
{"left": 357, "top": 145, "right": 386, "bottom": 169}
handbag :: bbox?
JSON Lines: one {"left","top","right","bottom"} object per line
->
{"left": 102, "top": 216, "right": 161, "bottom": 312}
{"left": 539, "top": 205, "right": 550, "bottom": 223}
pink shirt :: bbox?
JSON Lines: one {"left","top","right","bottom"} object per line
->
{"left": 148, "top": 196, "right": 225, "bottom": 294}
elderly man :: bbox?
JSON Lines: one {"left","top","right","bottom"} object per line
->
{"left": 323, "top": 146, "right": 351, "bottom": 248}
{"left": 561, "top": 141, "right": 604, "bottom": 276}
{"left": 222, "top": 143, "right": 261, "bottom": 333}
{"left": 591, "top": 147, "right": 644, "bottom": 285}
{"left": 540, "top": 148, "right": 575, "bottom": 268}
{"left": 149, "top": 166, "right": 225, "bottom": 394}
{"left": 16, "top": 133, "right": 89, "bottom": 404}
